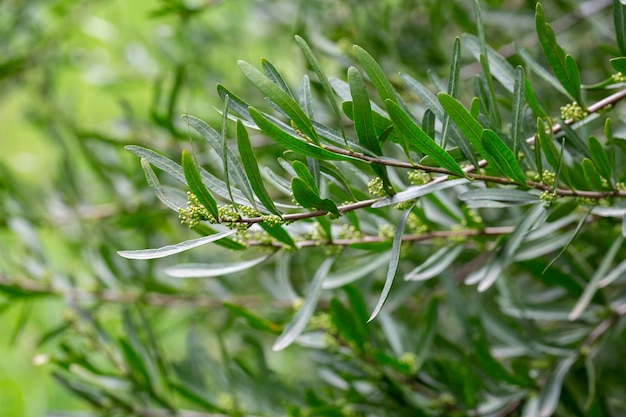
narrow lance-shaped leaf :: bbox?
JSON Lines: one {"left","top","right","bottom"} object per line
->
{"left": 259, "top": 222, "right": 297, "bottom": 249}
{"left": 610, "top": 57, "right": 626, "bottom": 76}
{"left": 582, "top": 158, "right": 604, "bottom": 190}
{"left": 438, "top": 93, "right": 486, "bottom": 158}
{"left": 511, "top": 66, "right": 526, "bottom": 160}
{"left": 238, "top": 60, "right": 319, "bottom": 144}
{"left": 538, "top": 355, "right": 577, "bottom": 417}
{"left": 405, "top": 245, "right": 464, "bottom": 281}
{"left": 165, "top": 253, "right": 274, "bottom": 278}
{"left": 236, "top": 120, "right": 281, "bottom": 216}
{"left": 262, "top": 58, "right": 294, "bottom": 97}
{"left": 386, "top": 100, "right": 465, "bottom": 177}
{"left": 515, "top": 43, "right": 571, "bottom": 100}
{"left": 248, "top": 107, "right": 358, "bottom": 161}
{"left": 140, "top": 158, "right": 183, "bottom": 212}
{"left": 353, "top": 45, "right": 397, "bottom": 105}
{"left": 220, "top": 95, "right": 240, "bottom": 211}
{"left": 294, "top": 35, "right": 348, "bottom": 147}
{"left": 291, "top": 177, "right": 339, "bottom": 215}
{"left": 273, "top": 256, "right": 336, "bottom": 351}
{"left": 569, "top": 235, "right": 624, "bottom": 320}
{"left": 348, "top": 66, "right": 382, "bottom": 155}
{"left": 368, "top": 205, "right": 414, "bottom": 322}
{"left": 183, "top": 115, "right": 257, "bottom": 208}
{"left": 292, "top": 160, "right": 318, "bottom": 193}
{"left": 535, "top": 3, "right": 581, "bottom": 103}
{"left": 474, "top": 1, "right": 500, "bottom": 125}
{"left": 181, "top": 150, "right": 219, "bottom": 221}
{"left": 481, "top": 129, "right": 527, "bottom": 185}
{"left": 614, "top": 0, "right": 626, "bottom": 56}
{"left": 372, "top": 178, "right": 469, "bottom": 208}
{"left": 588, "top": 136, "right": 612, "bottom": 184}
{"left": 118, "top": 230, "right": 237, "bottom": 260}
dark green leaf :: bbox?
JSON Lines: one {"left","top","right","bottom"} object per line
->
{"left": 354, "top": 45, "right": 397, "bottom": 105}
{"left": 291, "top": 177, "right": 339, "bottom": 215}
{"left": 249, "top": 107, "right": 357, "bottom": 161}
{"left": 535, "top": 3, "right": 580, "bottom": 102}
{"left": 236, "top": 120, "right": 281, "bottom": 216}
{"left": 386, "top": 100, "right": 465, "bottom": 177}
{"left": 181, "top": 150, "right": 219, "bottom": 220}
{"left": 481, "top": 129, "right": 527, "bottom": 185}
{"left": 239, "top": 60, "right": 319, "bottom": 144}
{"left": 223, "top": 302, "right": 282, "bottom": 334}
{"left": 582, "top": 158, "right": 604, "bottom": 190}
{"left": 259, "top": 222, "right": 297, "bottom": 249}
{"left": 292, "top": 160, "right": 319, "bottom": 194}
{"left": 614, "top": 0, "right": 626, "bottom": 56}
{"left": 438, "top": 92, "right": 486, "bottom": 158}
{"left": 183, "top": 115, "right": 257, "bottom": 208}
{"left": 515, "top": 43, "right": 572, "bottom": 99}
{"left": 348, "top": 66, "right": 383, "bottom": 156}
{"left": 588, "top": 136, "right": 612, "bottom": 183}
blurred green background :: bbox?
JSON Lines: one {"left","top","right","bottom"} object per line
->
{"left": 0, "top": 0, "right": 614, "bottom": 415}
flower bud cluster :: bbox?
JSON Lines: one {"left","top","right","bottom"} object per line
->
{"left": 178, "top": 191, "right": 214, "bottom": 228}
{"left": 560, "top": 101, "right": 587, "bottom": 122}
{"left": 368, "top": 177, "right": 386, "bottom": 196}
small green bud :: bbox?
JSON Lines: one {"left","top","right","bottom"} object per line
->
{"left": 368, "top": 177, "right": 386, "bottom": 197}
{"left": 408, "top": 170, "right": 431, "bottom": 185}
{"left": 560, "top": 101, "right": 587, "bottom": 122}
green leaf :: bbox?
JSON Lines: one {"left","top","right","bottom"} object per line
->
{"left": 515, "top": 43, "right": 572, "bottom": 100}
{"left": 614, "top": 0, "right": 626, "bottom": 56}
{"left": 127, "top": 145, "right": 186, "bottom": 184}
{"left": 217, "top": 83, "right": 253, "bottom": 122}
{"left": 140, "top": 158, "right": 183, "bottom": 212}
{"left": 511, "top": 66, "right": 528, "bottom": 161}
{"left": 464, "top": 34, "right": 547, "bottom": 117}
{"left": 238, "top": 60, "right": 319, "bottom": 144}
{"left": 588, "top": 136, "right": 612, "bottom": 183}
{"left": 481, "top": 129, "right": 527, "bottom": 185}
{"left": 459, "top": 188, "right": 540, "bottom": 208}
{"left": 582, "top": 158, "right": 604, "bottom": 190}
{"left": 330, "top": 297, "right": 366, "bottom": 351}
{"left": 261, "top": 58, "right": 294, "bottom": 97}
{"left": 220, "top": 95, "right": 239, "bottom": 210}
{"left": 386, "top": 100, "right": 465, "bottom": 177}
{"left": 447, "top": 37, "right": 462, "bottom": 97}
{"left": 536, "top": 118, "right": 570, "bottom": 186}
{"left": 538, "top": 355, "right": 577, "bottom": 417}
{"left": 368, "top": 205, "right": 414, "bottom": 322}
{"left": 164, "top": 254, "right": 274, "bottom": 278}
{"left": 610, "top": 57, "right": 626, "bottom": 76}
{"left": 259, "top": 222, "right": 297, "bottom": 249}
{"left": 183, "top": 115, "right": 257, "bottom": 208}
{"left": 323, "top": 253, "right": 390, "bottom": 289}
{"left": 438, "top": 93, "right": 486, "bottom": 158}
{"left": 535, "top": 3, "right": 580, "bottom": 103}
{"left": 181, "top": 150, "right": 219, "bottom": 220}
{"left": 569, "top": 235, "right": 624, "bottom": 320}
{"left": 249, "top": 107, "right": 357, "bottom": 161}
{"left": 353, "top": 45, "right": 397, "bottom": 105}
{"left": 299, "top": 75, "right": 314, "bottom": 119}
{"left": 405, "top": 245, "right": 463, "bottom": 281}
{"left": 294, "top": 35, "right": 347, "bottom": 147}
{"left": 372, "top": 178, "right": 469, "bottom": 208}
{"left": 348, "top": 66, "right": 383, "bottom": 155}
{"left": 223, "top": 302, "right": 282, "bottom": 334}
{"left": 273, "top": 256, "right": 336, "bottom": 351}
{"left": 117, "top": 230, "right": 237, "bottom": 260}
{"left": 291, "top": 177, "right": 339, "bottom": 215}
{"left": 422, "top": 109, "right": 436, "bottom": 139}
{"left": 292, "top": 160, "right": 319, "bottom": 194}
{"left": 236, "top": 120, "right": 281, "bottom": 216}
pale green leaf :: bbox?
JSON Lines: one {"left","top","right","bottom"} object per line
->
{"left": 368, "top": 205, "right": 414, "bottom": 322}
{"left": 118, "top": 230, "right": 237, "bottom": 260}
{"left": 273, "top": 256, "right": 336, "bottom": 351}
{"left": 165, "top": 254, "right": 274, "bottom": 278}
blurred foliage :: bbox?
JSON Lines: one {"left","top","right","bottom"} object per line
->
{"left": 2, "top": 1, "right": 626, "bottom": 417}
